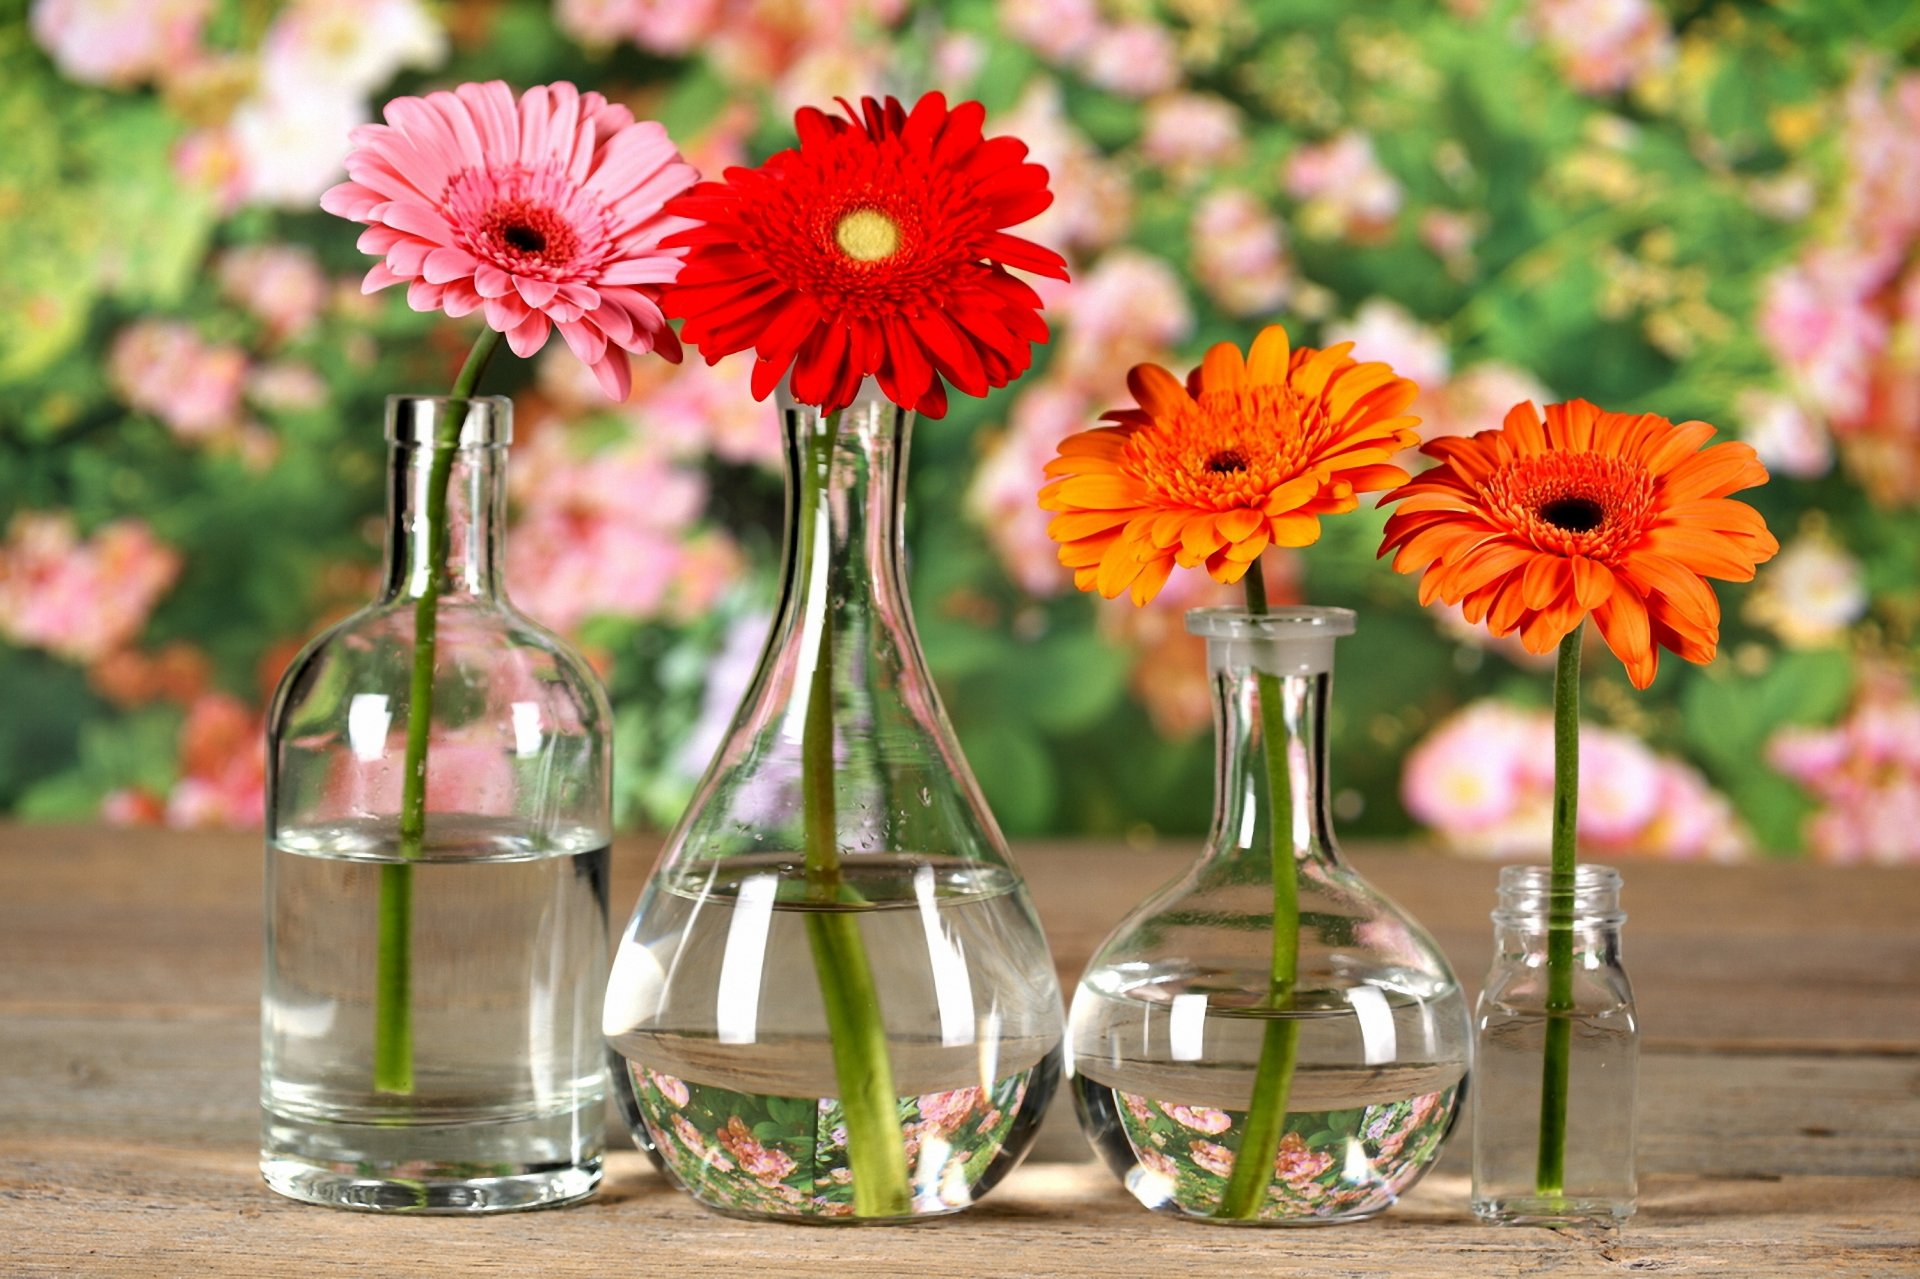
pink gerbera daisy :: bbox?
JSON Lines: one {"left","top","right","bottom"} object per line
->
{"left": 321, "top": 80, "right": 699, "bottom": 399}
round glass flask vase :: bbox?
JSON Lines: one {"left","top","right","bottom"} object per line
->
{"left": 1070, "top": 607, "right": 1470, "bottom": 1224}
{"left": 604, "top": 380, "right": 1064, "bottom": 1222}
{"left": 262, "top": 396, "right": 613, "bottom": 1212}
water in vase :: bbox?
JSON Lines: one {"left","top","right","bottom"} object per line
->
{"left": 261, "top": 818, "right": 609, "bottom": 1211}
{"left": 1072, "top": 966, "right": 1466, "bottom": 1223}
{"left": 606, "top": 855, "right": 1063, "bottom": 1220}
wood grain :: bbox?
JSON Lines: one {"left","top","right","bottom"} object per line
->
{"left": 2, "top": 826, "right": 1917, "bottom": 1277}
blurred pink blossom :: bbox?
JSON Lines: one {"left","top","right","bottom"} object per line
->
{"left": 1190, "top": 190, "right": 1291, "bottom": 318}
{"left": 1532, "top": 0, "right": 1674, "bottom": 95}
{"left": 1743, "top": 531, "right": 1867, "bottom": 649}
{"left": 1140, "top": 94, "right": 1244, "bottom": 178}
{"left": 173, "top": 128, "right": 249, "bottom": 215}
{"left": 998, "top": 0, "right": 1101, "bottom": 64}
{"left": 774, "top": 43, "right": 887, "bottom": 119}
{"left": 994, "top": 84, "right": 1133, "bottom": 254}
{"left": 1326, "top": 299, "right": 1451, "bottom": 397}
{"left": 967, "top": 380, "right": 1091, "bottom": 596}
{"left": 1188, "top": 1140, "right": 1235, "bottom": 1178}
{"left": 652, "top": 355, "right": 785, "bottom": 467}
{"left": 246, "top": 362, "right": 329, "bottom": 414}
{"left": 1419, "top": 209, "right": 1481, "bottom": 270}
{"left": 322, "top": 734, "right": 520, "bottom": 823}
{"left": 1838, "top": 62, "right": 1920, "bottom": 277}
{"left": 259, "top": 0, "right": 445, "bottom": 96}
{"left": 1285, "top": 133, "right": 1402, "bottom": 240}
{"left": 231, "top": 84, "right": 366, "bottom": 208}
{"left": 218, "top": 245, "right": 329, "bottom": 343}
{"left": 166, "top": 693, "right": 267, "bottom": 829}
{"left": 556, "top": 0, "right": 721, "bottom": 51}
{"left": 1424, "top": 362, "right": 1556, "bottom": 444}
{"left": 1053, "top": 250, "right": 1194, "bottom": 395}
{"left": 1080, "top": 22, "right": 1181, "bottom": 99}
{"left": 1404, "top": 700, "right": 1748, "bottom": 859}
{"left": 108, "top": 320, "right": 249, "bottom": 442}
{"left": 29, "top": 0, "right": 211, "bottom": 89}
{"left": 507, "top": 429, "right": 733, "bottom": 633}
{"left": 1736, "top": 390, "right": 1832, "bottom": 480}
{"left": 1759, "top": 248, "right": 1887, "bottom": 427}
{"left": 0, "top": 513, "right": 182, "bottom": 665}
{"left": 1164, "top": 1104, "right": 1232, "bottom": 1134}
{"left": 1768, "top": 671, "right": 1920, "bottom": 864}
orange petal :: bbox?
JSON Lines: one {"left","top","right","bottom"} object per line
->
{"left": 1641, "top": 523, "right": 1763, "bottom": 581}
{"left": 1246, "top": 325, "right": 1291, "bottom": 386}
{"left": 1127, "top": 363, "right": 1193, "bottom": 421}
{"left": 1568, "top": 555, "right": 1617, "bottom": 611}
{"left": 1199, "top": 341, "right": 1247, "bottom": 390}
{"left": 1128, "top": 554, "right": 1175, "bottom": 605}
{"left": 1269, "top": 511, "right": 1322, "bottom": 547}
{"left": 1662, "top": 441, "right": 1770, "bottom": 503}
{"left": 1047, "top": 474, "right": 1146, "bottom": 510}
{"left": 1501, "top": 401, "right": 1547, "bottom": 454}
{"left": 1593, "top": 587, "right": 1657, "bottom": 689}
{"left": 1046, "top": 509, "right": 1132, "bottom": 540}
{"left": 1520, "top": 553, "right": 1572, "bottom": 610}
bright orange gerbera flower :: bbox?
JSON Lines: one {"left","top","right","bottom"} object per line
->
{"left": 1378, "top": 399, "right": 1779, "bottom": 688}
{"left": 1040, "top": 325, "right": 1421, "bottom": 604}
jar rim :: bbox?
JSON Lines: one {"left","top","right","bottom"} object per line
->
{"left": 386, "top": 395, "right": 513, "bottom": 447}
{"left": 1493, "top": 863, "right": 1626, "bottom": 923}
{"left": 1184, "top": 606, "right": 1358, "bottom": 639}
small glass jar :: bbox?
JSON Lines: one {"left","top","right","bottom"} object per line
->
{"left": 262, "top": 396, "right": 612, "bottom": 1212}
{"left": 1472, "top": 864, "right": 1638, "bottom": 1225}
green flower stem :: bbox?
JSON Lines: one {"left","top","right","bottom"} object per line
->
{"left": 1535, "top": 623, "right": 1584, "bottom": 1196}
{"left": 373, "top": 327, "right": 503, "bottom": 1096}
{"left": 797, "top": 416, "right": 912, "bottom": 1218}
{"left": 1216, "top": 562, "right": 1301, "bottom": 1221}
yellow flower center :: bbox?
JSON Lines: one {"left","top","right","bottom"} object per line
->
{"left": 833, "top": 208, "right": 901, "bottom": 262}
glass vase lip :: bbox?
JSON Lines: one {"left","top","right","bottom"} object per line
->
{"left": 1494, "top": 863, "right": 1625, "bottom": 924}
{"left": 774, "top": 373, "right": 910, "bottom": 417}
{"left": 1184, "top": 605, "right": 1358, "bottom": 639}
{"left": 386, "top": 395, "right": 513, "bottom": 448}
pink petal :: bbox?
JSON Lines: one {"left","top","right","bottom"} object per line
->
{"left": 504, "top": 310, "right": 551, "bottom": 358}
{"left": 362, "top": 263, "right": 406, "bottom": 293}
{"left": 373, "top": 199, "right": 454, "bottom": 247}
{"left": 443, "top": 281, "right": 482, "bottom": 318}
{"left": 423, "top": 247, "right": 478, "bottom": 284}
{"left": 596, "top": 256, "right": 683, "bottom": 286}
{"left": 387, "top": 240, "right": 431, "bottom": 276}
{"left": 484, "top": 294, "right": 531, "bottom": 333}
{"left": 590, "top": 349, "right": 632, "bottom": 401}
{"left": 473, "top": 264, "right": 513, "bottom": 298}
{"left": 516, "top": 277, "right": 560, "bottom": 308}
{"left": 558, "top": 319, "right": 609, "bottom": 366}
{"left": 406, "top": 279, "right": 445, "bottom": 311}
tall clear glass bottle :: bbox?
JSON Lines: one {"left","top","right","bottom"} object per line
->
{"left": 604, "top": 380, "right": 1063, "bottom": 1222}
{"left": 1472, "top": 864, "right": 1638, "bottom": 1224}
{"left": 262, "top": 396, "right": 612, "bottom": 1212}
{"left": 1071, "top": 607, "right": 1470, "bottom": 1224}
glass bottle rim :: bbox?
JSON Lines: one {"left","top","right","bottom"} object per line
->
{"left": 386, "top": 395, "right": 513, "bottom": 448}
{"left": 1184, "top": 605, "right": 1357, "bottom": 639}
{"left": 1493, "top": 863, "right": 1626, "bottom": 924}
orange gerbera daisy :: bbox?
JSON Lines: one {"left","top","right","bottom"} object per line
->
{"left": 1378, "top": 399, "right": 1779, "bottom": 688}
{"left": 1039, "top": 325, "right": 1421, "bottom": 604}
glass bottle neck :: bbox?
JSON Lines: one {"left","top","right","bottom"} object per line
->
{"left": 1206, "top": 652, "right": 1340, "bottom": 871}
{"left": 771, "top": 386, "right": 916, "bottom": 670}
{"left": 380, "top": 441, "right": 507, "bottom": 602}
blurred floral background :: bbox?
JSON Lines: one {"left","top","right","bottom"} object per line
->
{"left": 4, "top": 0, "right": 1917, "bottom": 861}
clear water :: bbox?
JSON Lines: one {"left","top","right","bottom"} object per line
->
{"left": 1471, "top": 1003, "right": 1638, "bottom": 1223}
{"left": 1070, "top": 973, "right": 1466, "bottom": 1223}
{"left": 261, "top": 820, "right": 609, "bottom": 1212}
{"left": 605, "top": 855, "right": 1063, "bottom": 1219}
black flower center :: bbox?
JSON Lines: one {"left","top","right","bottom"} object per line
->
{"left": 1539, "top": 496, "right": 1605, "bottom": 533}
{"left": 1206, "top": 449, "right": 1249, "bottom": 475}
{"left": 502, "top": 223, "right": 548, "bottom": 254}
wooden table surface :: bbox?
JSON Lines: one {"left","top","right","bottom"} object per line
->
{"left": 2, "top": 826, "right": 1916, "bottom": 1278}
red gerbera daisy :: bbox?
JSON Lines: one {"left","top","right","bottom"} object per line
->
{"left": 662, "top": 92, "right": 1070, "bottom": 417}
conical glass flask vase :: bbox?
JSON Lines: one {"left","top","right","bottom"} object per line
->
{"left": 605, "top": 379, "right": 1064, "bottom": 1222}
{"left": 1069, "top": 607, "right": 1469, "bottom": 1224}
